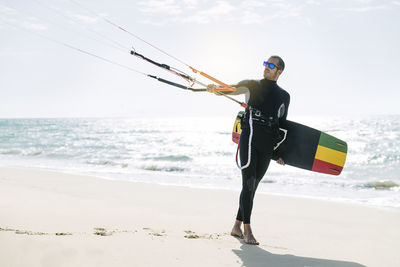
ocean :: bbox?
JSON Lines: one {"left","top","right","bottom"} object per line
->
{"left": 1, "top": 115, "right": 399, "bottom": 210}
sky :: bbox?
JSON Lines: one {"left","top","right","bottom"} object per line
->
{"left": 0, "top": 0, "right": 399, "bottom": 118}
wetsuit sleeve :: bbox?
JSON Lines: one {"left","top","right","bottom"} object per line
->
{"left": 219, "top": 80, "right": 251, "bottom": 96}
{"left": 278, "top": 92, "right": 290, "bottom": 125}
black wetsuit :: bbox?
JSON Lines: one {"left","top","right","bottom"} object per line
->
{"left": 235, "top": 78, "right": 290, "bottom": 224}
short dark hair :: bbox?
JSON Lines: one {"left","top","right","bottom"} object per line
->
{"left": 270, "top": 55, "right": 285, "bottom": 71}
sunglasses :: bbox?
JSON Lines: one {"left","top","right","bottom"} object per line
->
{"left": 263, "top": 61, "right": 280, "bottom": 70}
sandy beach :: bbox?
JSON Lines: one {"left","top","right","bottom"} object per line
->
{"left": 0, "top": 167, "right": 399, "bottom": 267}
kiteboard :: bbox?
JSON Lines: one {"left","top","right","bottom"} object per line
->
{"left": 232, "top": 111, "right": 347, "bottom": 175}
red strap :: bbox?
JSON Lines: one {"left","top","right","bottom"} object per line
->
{"left": 235, "top": 143, "right": 240, "bottom": 165}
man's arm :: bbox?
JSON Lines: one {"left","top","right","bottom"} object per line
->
{"left": 207, "top": 80, "right": 252, "bottom": 102}
{"left": 273, "top": 91, "right": 290, "bottom": 164}
{"left": 278, "top": 92, "right": 290, "bottom": 125}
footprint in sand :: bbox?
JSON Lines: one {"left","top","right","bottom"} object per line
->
{"left": 93, "top": 227, "right": 113, "bottom": 236}
{"left": 1, "top": 226, "right": 139, "bottom": 237}
{"left": 15, "top": 230, "right": 48, "bottom": 235}
{"left": 55, "top": 232, "right": 73, "bottom": 236}
{"left": 184, "top": 230, "right": 225, "bottom": 240}
{"left": 2, "top": 226, "right": 72, "bottom": 236}
{"left": 94, "top": 227, "right": 138, "bottom": 236}
{"left": 142, "top": 227, "right": 166, "bottom": 237}
{"left": 0, "top": 227, "right": 16, "bottom": 232}
{"left": 184, "top": 230, "right": 200, "bottom": 239}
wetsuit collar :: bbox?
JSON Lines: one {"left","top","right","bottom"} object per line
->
{"left": 261, "top": 78, "right": 277, "bottom": 85}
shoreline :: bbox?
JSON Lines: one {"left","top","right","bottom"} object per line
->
{"left": 2, "top": 164, "right": 399, "bottom": 212}
{"left": 1, "top": 167, "right": 400, "bottom": 266}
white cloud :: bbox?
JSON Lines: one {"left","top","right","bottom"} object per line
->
{"left": 268, "top": 2, "right": 302, "bottom": 20}
{"left": 138, "top": 0, "right": 183, "bottom": 15}
{"left": 177, "top": 0, "right": 237, "bottom": 24}
{"left": 0, "top": 6, "right": 47, "bottom": 32}
{"left": 240, "top": 10, "right": 264, "bottom": 24}
{"left": 21, "top": 21, "right": 47, "bottom": 31}
{"left": 305, "top": 0, "right": 321, "bottom": 5}
{"left": 180, "top": 14, "right": 210, "bottom": 24}
{"left": 71, "top": 14, "right": 99, "bottom": 24}
{"left": 0, "top": 4, "right": 17, "bottom": 15}
{"left": 138, "top": 0, "right": 305, "bottom": 25}
{"left": 182, "top": 0, "right": 199, "bottom": 9}
{"left": 139, "top": 18, "right": 170, "bottom": 26}
{"left": 339, "top": 5, "right": 388, "bottom": 12}
{"left": 197, "top": 1, "right": 236, "bottom": 16}
{"left": 241, "top": 0, "right": 268, "bottom": 8}
{"left": 355, "top": 0, "right": 375, "bottom": 3}
{"left": 392, "top": 1, "right": 400, "bottom": 6}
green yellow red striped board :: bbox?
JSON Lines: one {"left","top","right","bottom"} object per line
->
{"left": 232, "top": 111, "right": 347, "bottom": 176}
{"left": 312, "top": 132, "right": 347, "bottom": 175}
{"left": 232, "top": 111, "right": 243, "bottom": 144}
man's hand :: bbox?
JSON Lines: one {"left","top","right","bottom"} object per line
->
{"left": 277, "top": 157, "right": 285, "bottom": 166}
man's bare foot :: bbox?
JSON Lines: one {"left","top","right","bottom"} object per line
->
{"left": 243, "top": 224, "right": 259, "bottom": 245}
{"left": 244, "top": 232, "right": 259, "bottom": 245}
{"left": 231, "top": 220, "right": 243, "bottom": 239}
{"left": 231, "top": 226, "right": 243, "bottom": 239}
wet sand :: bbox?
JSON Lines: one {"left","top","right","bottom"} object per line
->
{"left": 1, "top": 167, "right": 399, "bottom": 267}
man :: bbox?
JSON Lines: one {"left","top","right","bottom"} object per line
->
{"left": 207, "top": 56, "right": 290, "bottom": 245}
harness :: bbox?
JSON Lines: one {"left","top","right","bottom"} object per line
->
{"left": 235, "top": 108, "right": 287, "bottom": 170}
